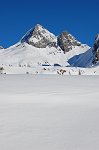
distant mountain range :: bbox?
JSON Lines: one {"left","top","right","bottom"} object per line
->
{"left": 0, "top": 24, "right": 99, "bottom": 74}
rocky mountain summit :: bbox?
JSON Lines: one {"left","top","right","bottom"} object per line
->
{"left": 57, "top": 31, "right": 81, "bottom": 53}
{"left": 21, "top": 24, "right": 82, "bottom": 53}
{"left": 21, "top": 24, "right": 57, "bottom": 48}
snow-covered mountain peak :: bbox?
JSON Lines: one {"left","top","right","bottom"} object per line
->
{"left": 34, "top": 24, "right": 43, "bottom": 29}
{"left": 33, "top": 24, "right": 47, "bottom": 31}
{"left": 0, "top": 24, "right": 91, "bottom": 72}
{"left": 21, "top": 24, "right": 57, "bottom": 48}
{"left": 20, "top": 24, "right": 88, "bottom": 53}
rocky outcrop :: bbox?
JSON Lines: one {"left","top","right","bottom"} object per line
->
{"left": 21, "top": 24, "right": 57, "bottom": 48}
{"left": 0, "top": 67, "right": 4, "bottom": 74}
{"left": 21, "top": 24, "right": 86, "bottom": 53}
{"left": 0, "top": 46, "right": 4, "bottom": 49}
{"left": 92, "top": 34, "right": 99, "bottom": 64}
{"left": 57, "top": 31, "right": 81, "bottom": 53}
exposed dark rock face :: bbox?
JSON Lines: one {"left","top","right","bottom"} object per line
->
{"left": 92, "top": 34, "right": 99, "bottom": 64}
{"left": 21, "top": 24, "right": 82, "bottom": 52}
{"left": 57, "top": 31, "right": 81, "bottom": 53}
{"left": 0, "top": 46, "right": 4, "bottom": 49}
{"left": 21, "top": 24, "right": 57, "bottom": 48}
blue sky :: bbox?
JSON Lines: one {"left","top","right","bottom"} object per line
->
{"left": 0, "top": 0, "right": 99, "bottom": 48}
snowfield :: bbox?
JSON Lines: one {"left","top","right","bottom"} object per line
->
{"left": 0, "top": 75, "right": 99, "bottom": 150}
{"left": 1, "top": 65, "right": 99, "bottom": 75}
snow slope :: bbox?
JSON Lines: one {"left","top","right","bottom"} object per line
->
{"left": 72, "top": 48, "right": 94, "bottom": 67}
{"left": 0, "top": 42, "right": 89, "bottom": 67}
{"left": 72, "top": 34, "right": 99, "bottom": 67}
{"left": 0, "top": 75, "right": 99, "bottom": 150}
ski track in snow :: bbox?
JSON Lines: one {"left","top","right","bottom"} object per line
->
{"left": 0, "top": 75, "right": 99, "bottom": 150}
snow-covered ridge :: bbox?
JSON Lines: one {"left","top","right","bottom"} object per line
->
{"left": 0, "top": 24, "right": 90, "bottom": 68}
{"left": 0, "top": 24, "right": 99, "bottom": 74}
{"left": 20, "top": 24, "right": 85, "bottom": 51}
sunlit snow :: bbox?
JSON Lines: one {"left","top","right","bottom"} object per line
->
{"left": 0, "top": 75, "right": 99, "bottom": 150}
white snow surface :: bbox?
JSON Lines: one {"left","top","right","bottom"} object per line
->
{"left": 0, "top": 42, "right": 89, "bottom": 68}
{"left": 73, "top": 48, "right": 94, "bottom": 67}
{"left": 0, "top": 75, "right": 99, "bottom": 150}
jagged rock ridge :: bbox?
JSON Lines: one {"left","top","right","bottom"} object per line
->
{"left": 57, "top": 31, "right": 81, "bottom": 53}
{"left": 0, "top": 24, "right": 91, "bottom": 69}
{"left": 21, "top": 24, "right": 57, "bottom": 48}
{"left": 21, "top": 24, "right": 82, "bottom": 53}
